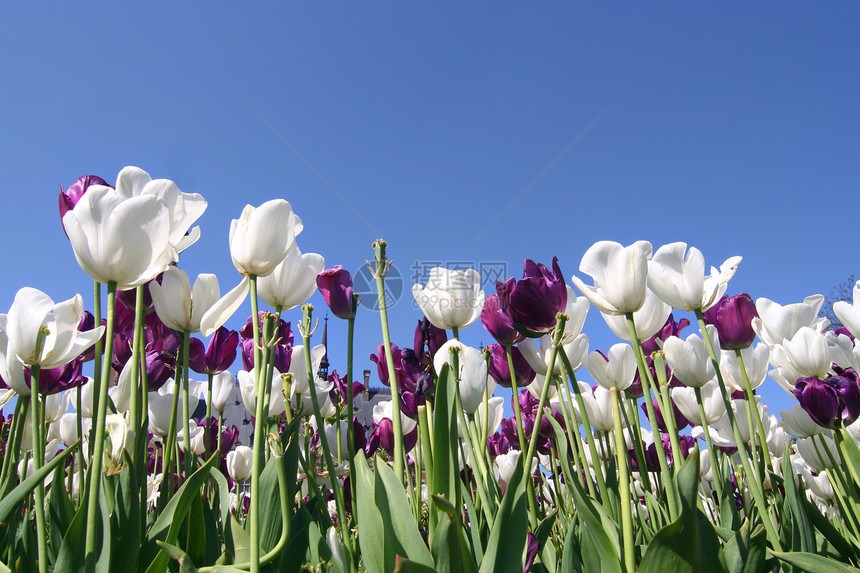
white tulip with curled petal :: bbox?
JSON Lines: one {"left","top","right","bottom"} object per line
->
{"left": 200, "top": 199, "right": 303, "bottom": 336}
{"left": 781, "top": 326, "right": 831, "bottom": 379}
{"left": 601, "top": 286, "right": 671, "bottom": 342}
{"left": 227, "top": 445, "right": 254, "bottom": 482}
{"left": 0, "top": 287, "right": 104, "bottom": 396}
{"left": 412, "top": 267, "right": 485, "bottom": 330}
{"left": 753, "top": 294, "right": 828, "bottom": 347}
{"left": 433, "top": 340, "right": 493, "bottom": 414}
{"left": 662, "top": 327, "right": 720, "bottom": 388}
{"left": 584, "top": 343, "right": 636, "bottom": 391}
{"left": 258, "top": 243, "right": 324, "bottom": 311}
{"left": 720, "top": 343, "right": 770, "bottom": 392}
{"left": 834, "top": 281, "right": 860, "bottom": 339}
{"left": 647, "top": 242, "right": 741, "bottom": 312}
{"left": 150, "top": 266, "right": 220, "bottom": 333}
{"left": 372, "top": 400, "right": 417, "bottom": 434}
{"left": 570, "top": 241, "right": 652, "bottom": 315}
{"left": 585, "top": 386, "right": 618, "bottom": 432}
{"left": 238, "top": 368, "right": 286, "bottom": 419}
{"left": 210, "top": 371, "right": 236, "bottom": 413}
{"left": 671, "top": 381, "right": 724, "bottom": 426}
{"left": 781, "top": 403, "right": 826, "bottom": 438}
{"left": 520, "top": 333, "right": 588, "bottom": 377}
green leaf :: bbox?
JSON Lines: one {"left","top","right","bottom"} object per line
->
{"left": 566, "top": 466, "right": 622, "bottom": 573}
{"left": 637, "top": 451, "right": 727, "bottom": 573}
{"left": 279, "top": 504, "right": 313, "bottom": 573}
{"left": 770, "top": 551, "right": 860, "bottom": 573}
{"left": 723, "top": 521, "right": 766, "bottom": 573}
{"left": 479, "top": 458, "right": 528, "bottom": 573}
{"left": 394, "top": 555, "right": 438, "bottom": 572}
{"left": 560, "top": 517, "right": 584, "bottom": 573}
{"left": 431, "top": 504, "right": 478, "bottom": 573}
{"left": 48, "top": 461, "right": 75, "bottom": 553}
{"left": 155, "top": 540, "right": 199, "bottom": 573}
{"left": 53, "top": 494, "right": 88, "bottom": 572}
{"left": 461, "top": 481, "right": 486, "bottom": 566}
{"left": 142, "top": 452, "right": 218, "bottom": 573}
{"left": 258, "top": 453, "right": 284, "bottom": 553}
{"left": 431, "top": 364, "right": 460, "bottom": 505}
{"left": 374, "top": 457, "right": 435, "bottom": 567}
{"left": 838, "top": 429, "right": 860, "bottom": 488}
{"left": 110, "top": 463, "right": 141, "bottom": 572}
{"left": 803, "top": 495, "right": 858, "bottom": 562}
{"left": 0, "top": 441, "right": 78, "bottom": 526}
{"left": 354, "top": 451, "right": 386, "bottom": 573}
{"left": 783, "top": 447, "right": 815, "bottom": 554}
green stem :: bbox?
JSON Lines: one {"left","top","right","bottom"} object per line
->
{"left": 181, "top": 331, "right": 192, "bottom": 479}
{"left": 694, "top": 311, "right": 782, "bottom": 550}
{"left": 205, "top": 373, "right": 213, "bottom": 462}
{"left": 611, "top": 387, "right": 636, "bottom": 573}
{"left": 0, "top": 396, "right": 27, "bottom": 489}
{"left": 559, "top": 353, "right": 608, "bottom": 499}
{"left": 128, "top": 285, "right": 144, "bottom": 442}
{"left": 652, "top": 353, "right": 684, "bottom": 467}
{"left": 624, "top": 313, "right": 678, "bottom": 519}
{"left": 506, "top": 345, "right": 529, "bottom": 455}
{"left": 346, "top": 315, "right": 357, "bottom": 518}
{"left": 735, "top": 350, "right": 773, "bottom": 478}
{"left": 523, "top": 315, "right": 566, "bottom": 524}
{"left": 248, "top": 275, "right": 267, "bottom": 573}
{"left": 85, "top": 281, "right": 117, "bottom": 570}
{"left": 302, "top": 304, "right": 354, "bottom": 570}
{"left": 31, "top": 365, "right": 48, "bottom": 573}
{"left": 694, "top": 387, "right": 724, "bottom": 502}
{"left": 372, "top": 240, "right": 405, "bottom": 480}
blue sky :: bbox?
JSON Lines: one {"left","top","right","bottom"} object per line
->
{"left": 1, "top": 3, "right": 858, "bottom": 417}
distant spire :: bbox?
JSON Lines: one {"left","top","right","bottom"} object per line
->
{"left": 318, "top": 313, "right": 330, "bottom": 379}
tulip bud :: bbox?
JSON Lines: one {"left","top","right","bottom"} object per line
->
{"left": 226, "top": 446, "right": 254, "bottom": 482}
{"left": 500, "top": 258, "right": 567, "bottom": 338}
{"left": 317, "top": 266, "right": 356, "bottom": 320}
{"left": 703, "top": 293, "right": 758, "bottom": 350}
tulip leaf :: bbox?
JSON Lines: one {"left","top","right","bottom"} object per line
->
{"left": 432, "top": 364, "right": 461, "bottom": 505}
{"left": 478, "top": 458, "right": 528, "bottom": 573}
{"left": 374, "top": 457, "right": 435, "bottom": 567}
{"left": 394, "top": 555, "right": 438, "bottom": 573}
{"left": 155, "top": 540, "right": 199, "bottom": 573}
{"left": 279, "top": 503, "right": 313, "bottom": 573}
{"left": 560, "top": 517, "right": 584, "bottom": 573}
{"left": 837, "top": 428, "right": 860, "bottom": 489}
{"left": 781, "top": 447, "right": 815, "bottom": 555}
{"left": 802, "top": 495, "right": 858, "bottom": 562}
{"left": 257, "top": 454, "right": 283, "bottom": 553}
{"left": 354, "top": 451, "right": 387, "bottom": 573}
{"left": 142, "top": 452, "right": 218, "bottom": 573}
{"left": 723, "top": 520, "right": 766, "bottom": 573}
{"left": 0, "top": 441, "right": 78, "bottom": 526}
{"left": 769, "top": 551, "right": 860, "bottom": 573}
{"left": 431, "top": 501, "right": 479, "bottom": 573}
{"left": 637, "top": 451, "right": 727, "bottom": 573}
{"left": 461, "top": 481, "right": 486, "bottom": 565}
{"left": 48, "top": 462, "right": 75, "bottom": 551}
{"left": 110, "top": 462, "right": 141, "bottom": 572}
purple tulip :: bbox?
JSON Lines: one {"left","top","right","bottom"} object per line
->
{"left": 145, "top": 349, "right": 176, "bottom": 392}
{"left": 374, "top": 418, "right": 418, "bottom": 454}
{"left": 59, "top": 175, "right": 108, "bottom": 233}
{"left": 524, "top": 532, "right": 540, "bottom": 573}
{"left": 641, "top": 397, "right": 690, "bottom": 432}
{"left": 794, "top": 368, "right": 860, "bottom": 429}
{"left": 498, "top": 257, "right": 567, "bottom": 338}
{"left": 487, "top": 344, "right": 535, "bottom": 388}
{"left": 703, "top": 293, "right": 758, "bottom": 350}
{"left": 370, "top": 343, "right": 415, "bottom": 390}
{"left": 481, "top": 293, "right": 523, "bottom": 346}
{"left": 77, "top": 310, "right": 105, "bottom": 363}
{"left": 316, "top": 266, "right": 356, "bottom": 320}
{"left": 189, "top": 327, "right": 239, "bottom": 375}
{"left": 26, "top": 358, "right": 87, "bottom": 395}
{"left": 239, "top": 312, "right": 293, "bottom": 345}
{"left": 240, "top": 338, "right": 291, "bottom": 373}
{"left": 414, "top": 317, "right": 447, "bottom": 358}
{"left": 328, "top": 370, "right": 365, "bottom": 407}
{"left": 641, "top": 314, "right": 690, "bottom": 356}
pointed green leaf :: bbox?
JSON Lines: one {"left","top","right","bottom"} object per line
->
{"left": 479, "top": 459, "right": 528, "bottom": 573}
{"left": 0, "top": 441, "right": 78, "bottom": 526}
{"left": 770, "top": 551, "right": 860, "bottom": 573}
{"left": 723, "top": 521, "right": 766, "bottom": 573}
{"left": 374, "top": 457, "right": 434, "bottom": 567}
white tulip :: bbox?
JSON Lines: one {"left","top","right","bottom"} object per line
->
{"left": 834, "top": 281, "right": 860, "bottom": 339}
{"left": 584, "top": 343, "right": 636, "bottom": 391}
{"left": 257, "top": 243, "right": 324, "bottom": 311}
{"left": 150, "top": 266, "right": 220, "bottom": 333}
{"left": 647, "top": 243, "right": 741, "bottom": 312}
{"left": 433, "top": 340, "right": 493, "bottom": 414}
{"left": 570, "top": 240, "right": 653, "bottom": 315}
{"left": 412, "top": 267, "right": 485, "bottom": 330}
{"left": 227, "top": 445, "right": 254, "bottom": 482}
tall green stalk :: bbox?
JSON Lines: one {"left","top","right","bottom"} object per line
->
{"left": 694, "top": 311, "right": 782, "bottom": 550}
{"left": 611, "top": 387, "right": 636, "bottom": 573}
{"left": 85, "top": 280, "right": 117, "bottom": 570}
{"left": 372, "top": 240, "right": 405, "bottom": 480}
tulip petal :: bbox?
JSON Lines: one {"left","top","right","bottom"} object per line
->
{"left": 199, "top": 277, "right": 250, "bottom": 337}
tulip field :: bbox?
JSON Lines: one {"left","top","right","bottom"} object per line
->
{"left": 4, "top": 165, "right": 860, "bottom": 573}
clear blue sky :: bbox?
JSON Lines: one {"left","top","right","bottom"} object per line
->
{"left": 1, "top": 3, "right": 858, "bottom": 417}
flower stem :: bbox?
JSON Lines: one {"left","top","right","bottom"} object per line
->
{"left": 505, "top": 345, "right": 528, "bottom": 455}
{"left": 85, "top": 281, "right": 117, "bottom": 570}
{"left": 249, "top": 275, "right": 264, "bottom": 573}
{"left": 693, "top": 386, "right": 724, "bottom": 502}
{"left": 346, "top": 315, "right": 357, "bottom": 517}
{"left": 372, "top": 240, "right": 405, "bottom": 480}
{"left": 611, "top": 387, "right": 636, "bottom": 573}
{"left": 694, "top": 311, "right": 782, "bottom": 550}
{"left": 624, "top": 313, "right": 678, "bottom": 519}
{"left": 181, "top": 331, "right": 193, "bottom": 479}
{"left": 30, "top": 363, "right": 48, "bottom": 573}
